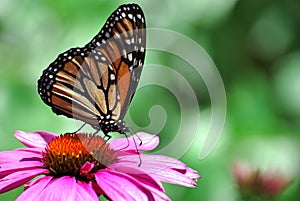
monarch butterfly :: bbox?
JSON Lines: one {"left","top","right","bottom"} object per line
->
{"left": 38, "top": 4, "right": 146, "bottom": 137}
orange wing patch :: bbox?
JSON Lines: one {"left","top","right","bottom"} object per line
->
{"left": 116, "top": 61, "right": 131, "bottom": 109}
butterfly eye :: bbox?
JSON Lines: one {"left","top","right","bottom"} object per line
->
{"left": 38, "top": 3, "right": 146, "bottom": 136}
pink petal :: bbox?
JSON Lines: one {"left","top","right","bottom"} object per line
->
{"left": 37, "top": 176, "right": 98, "bottom": 201}
{"left": 37, "top": 176, "right": 76, "bottom": 200}
{"left": 110, "top": 132, "right": 159, "bottom": 153}
{"left": 109, "top": 164, "right": 170, "bottom": 200}
{"left": 92, "top": 181, "right": 104, "bottom": 195}
{"left": 0, "top": 148, "right": 43, "bottom": 164}
{"left": 76, "top": 181, "right": 99, "bottom": 201}
{"left": 0, "top": 161, "right": 45, "bottom": 178}
{"left": 185, "top": 167, "right": 201, "bottom": 180}
{"left": 145, "top": 167, "right": 197, "bottom": 187}
{"left": 121, "top": 173, "right": 170, "bottom": 201}
{"left": 152, "top": 193, "right": 171, "bottom": 201}
{"left": 109, "top": 163, "right": 164, "bottom": 192}
{"left": 95, "top": 169, "right": 154, "bottom": 201}
{"left": 80, "top": 162, "right": 94, "bottom": 175}
{"left": 14, "top": 130, "right": 56, "bottom": 148}
{"left": 24, "top": 176, "right": 49, "bottom": 190}
{"left": 0, "top": 168, "right": 47, "bottom": 193}
{"left": 117, "top": 155, "right": 198, "bottom": 187}
{"left": 16, "top": 176, "right": 53, "bottom": 201}
{"left": 118, "top": 154, "right": 189, "bottom": 171}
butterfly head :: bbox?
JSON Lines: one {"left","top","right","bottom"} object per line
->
{"left": 98, "top": 117, "right": 129, "bottom": 135}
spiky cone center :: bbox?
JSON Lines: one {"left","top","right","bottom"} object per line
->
{"left": 42, "top": 133, "right": 116, "bottom": 180}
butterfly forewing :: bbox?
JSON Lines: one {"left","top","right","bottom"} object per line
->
{"left": 38, "top": 4, "right": 146, "bottom": 134}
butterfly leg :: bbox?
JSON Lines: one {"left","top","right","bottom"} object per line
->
{"left": 116, "top": 132, "right": 142, "bottom": 167}
{"left": 86, "top": 129, "right": 100, "bottom": 145}
{"left": 103, "top": 133, "right": 112, "bottom": 142}
{"left": 128, "top": 132, "right": 142, "bottom": 167}
{"left": 67, "top": 123, "right": 87, "bottom": 135}
{"left": 128, "top": 127, "right": 143, "bottom": 146}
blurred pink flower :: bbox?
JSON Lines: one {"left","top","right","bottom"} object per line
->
{"left": 0, "top": 131, "right": 200, "bottom": 201}
{"left": 232, "top": 160, "right": 291, "bottom": 199}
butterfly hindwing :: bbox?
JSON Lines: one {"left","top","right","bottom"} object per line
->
{"left": 38, "top": 4, "right": 146, "bottom": 133}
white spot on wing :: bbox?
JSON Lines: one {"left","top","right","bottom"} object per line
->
{"left": 128, "top": 53, "right": 133, "bottom": 61}
{"left": 122, "top": 49, "right": 127, "bottom": 57}
{"left": 125, "top": 39, "right": 131, "bottom": 44}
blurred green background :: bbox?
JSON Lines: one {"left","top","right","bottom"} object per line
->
{"left": 0, "top": 0, "right": 299, "bottom": 200}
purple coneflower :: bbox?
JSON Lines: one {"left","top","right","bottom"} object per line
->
{"left": 0, "top": 131, "right": 200, "bottom": 200}
{"left": 232, "top": 160, "right": 291, "bottom": 199}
